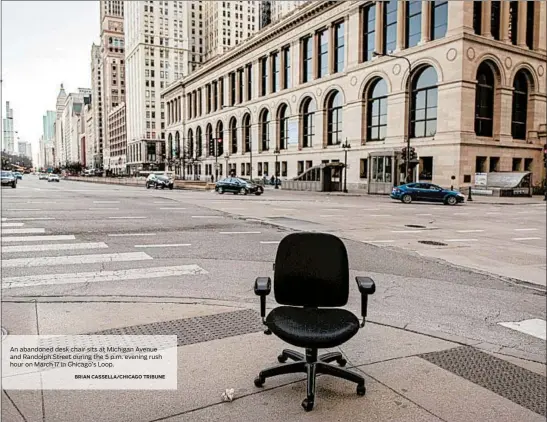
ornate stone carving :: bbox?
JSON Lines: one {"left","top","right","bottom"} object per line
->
{"left": 291, "top": 95, "right": 297, "bottom": 102}
{"left": 504, "top": 57, "right": 512, "bottom": 69}
{"left": 446, "top": 48, "right": 457, "bottom": 62}
{"left": 316, "top": 88, "right": 322, "bottom": 97}
{"left": 466, "top": 47, "right": 476, "bottom": 61}
{"left": 350, "top": 76, "right": 358, "bottom": 86}
{"left": 538, "top": 65, "right": 545, "bottom": 77}
{"left": 392, "top": 64, "right": 401, "bottom": 76}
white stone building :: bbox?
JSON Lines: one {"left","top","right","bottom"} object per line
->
{"left": 107, "top": 102, "right": 127, "bottom": 174}
{"left": 2, "top": 101, "right": 15, "bottom": 154}
{"left": 163, "top": 0, "right": 547, "bottom": 191}
{"left": 90, "top": 44, "right": 104, "bottom": 168}
{"left": 271, "top": 0, "right": 308, "bottom": 24}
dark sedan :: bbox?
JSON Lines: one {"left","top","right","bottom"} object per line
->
{"left": 215, "top": 177, "right": 264, "bottom": 195}
{"left": 1, "top": 171, "right": 17, "bottom": 188}
{"left": 146, "top": 174, "right": 174, "bottom": 190}
{"left": 391, "top": 183, "right": 465, "bottom": 205}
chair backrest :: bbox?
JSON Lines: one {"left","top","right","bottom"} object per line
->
{"left": 273, "top": 232, "right": 349, "bottom": 307}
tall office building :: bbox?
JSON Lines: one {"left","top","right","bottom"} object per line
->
{"left": 40, "top": 110, "right": 56, "bottom": 168}
{"left": 270, "top": 0, "right": 308, "bottom": 23}
{"left": 53, "top": 84, "right": 67, "bottom": 166}
{"left": 100, "top": 0, "right": 126, "bottom": 173}
{"left": 17, "top": 140, "right": 32, "bottom": 159}
{"left": 90, "top": 43, "right": 103, "bottom": 168}
{"left": 204, "top": 1, "right": 260, "bottom": 60}
{"left": 124, "top": 0, "right": 194, "bottom": 174}
{"left": 2, "top": 101, "right": 15, "bottom": 154}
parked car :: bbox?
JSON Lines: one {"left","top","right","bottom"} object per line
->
{"left": 1, "top": 171, "right": 17, "bottom": 188}
{"left": 215, "top": 177, "right": 264, "bottom": 195}
{"left": 48, "top": 174, "right": 60, "bottom": 182}
{"left": 146, "top": 174, "right": 174, "bottom": 190}
{"left": 39, "top": 173, "right": 49, "bottom": 180}
{"left": 13, "top": 172, "right": 23, "bottom": 180}
{"left": 390, "top": 183, "right": 465, "bottom": 205}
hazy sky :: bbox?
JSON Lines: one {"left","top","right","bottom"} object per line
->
{"left": 2, "top": 0, "right": 99, "bottom": 158}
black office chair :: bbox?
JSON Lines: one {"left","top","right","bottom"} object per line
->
{"left": 253, "top": 232, "right": 376, "bottom": 411}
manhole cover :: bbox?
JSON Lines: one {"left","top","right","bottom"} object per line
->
{"left": 1, "top": 327, "right": 8, "bottom": 341}
{"left": 406, "top": 224, "right": 426, "bottom": 228}
{"left": 418, "top": 240, "right": 447, "bottom": 246}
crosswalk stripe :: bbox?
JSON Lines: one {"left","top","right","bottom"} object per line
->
{"left": 1, "top": 252, "right": 152, "bottom": 268}
{"left": 2, "top": 228, "right": 45, "bottom": 235}
{"left": 1, "top": 223, "right": 25, "bottom": 227}
{"left": 4, "top": 217, "right": 56, "bottom": 221}
{"left": 2, "top": 265, "right": 208, "bottom": 289}
{"left": 2, "top": 242, "right": 108, "bottom": 253}
{"left": 1, "top": 235, "right": 75, "bottom": 242}
{"left": 498, "top": 319, "right": 546, "bottom": 340}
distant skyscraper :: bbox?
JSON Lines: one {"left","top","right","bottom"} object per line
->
{"left": 3, "top": 101, "right": 15, "bottom": 154}
{"left": 271, "top": 0, "right": 308, "bottom": 22}
{"left": 90, "top": 43, "right": 103, "bottom": 168}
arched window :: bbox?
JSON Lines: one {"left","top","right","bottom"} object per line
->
{"left": 301, "top": 97, "right": 315, "bottom": 148}
{"left": 277, "top": 104, "right": 289, "bottom": 150}
{"left": 187, "top": 129, "right": 194, "bottom": 158}
{"left": 229, "top": 117, "right": 238, "bottom": 154}
{"left": 206, "top": 123, "right": 213, "bottom": 156}
{"left": 196, "top": 127, "right": 202, "bottom": 157}
{"left": 366, "top": 78, "right": 388, "bottom": 141}
{"left": 259, "top": 109, "right": 270, "bottom": 151}
{"left": 167, "top": 133, "right": 173, "bottom": 158}
{"left": 410, "top": 66, "right": 438, "bottom": 138}
{"left": 174, "top": 131, "right": 180, "bottom": 158}
{"left": 326, "top": 90, "right": 343, "bottom": 145}
{"left": 216, "top": 121, "right": 224, "bottom": 156}
{"left": 511, "top": 70, "right": 529, "bottom": 140}
{"left": 242, "top": 113, "right": 251, "bottom": 153}
{"left": 474, "top": 62, "right": 495, "bottom": 137}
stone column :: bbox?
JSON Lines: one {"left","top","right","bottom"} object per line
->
{"left": 374, "top": 1, "right": 383, "bottom": 55}
{"left": 481, "top": 1, "right": 493, "bottom": 38}
{"left": 517, "top": 0, "right": 528, "bottom": 48}
{"left": 497, "top": 87, "right": 514, "bottom": 141}
{"left": 329, "top": 23, "right": 335, "bottom": 74}
{"left": 311, "top": 32, "right": 318, "bottom": 80}
{"left": 396, "top": 1, "right": 405, "bottom": 51}
{"left": 500, "top": 0, "right": 510, "bottom": 43}
{"left": 447, "top": 0, "right": 474, "bottom": 36}
{"left": 420, "top": 1, "right": 430, "bottom": 44}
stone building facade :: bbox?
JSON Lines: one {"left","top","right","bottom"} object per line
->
{"left": 162, "top": 0, "right": 547, "bottom": 191}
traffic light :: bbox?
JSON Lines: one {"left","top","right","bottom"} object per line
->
{"left": 209, "top": 136, "right": 214, "bottom": 156}
{"left": 401, "top": 147, "right": 407, "bottom": 161}
{"left": 409, "top": 147, "right": 418, "bottom": 161}
{"left": 217, "top": 138, "right": 223, "bottom": 156}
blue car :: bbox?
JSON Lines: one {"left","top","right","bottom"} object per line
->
{"left": 13, "top": 172, "right": 23, "bottom": 180}
{"left": 391, "top": 183, "right": 465, "bottom": 205}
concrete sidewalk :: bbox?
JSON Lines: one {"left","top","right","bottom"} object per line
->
{"left": 2, "top": 298, "right": 545, "bottom": 422}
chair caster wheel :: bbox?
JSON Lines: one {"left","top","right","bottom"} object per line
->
{"left": 301, "top": 398, "right": 314, "bottom": 411}
{"left": 254, "top": 376, "right": 265, "bottom": 387}
{"left": 337, "top": 358, "right": 347, "bottom": 367}
{"left": 356, "top": 384, "right": 366, "bottom": 396}
{"left": 277, "top": 354, "right": 288, "bottom": 363}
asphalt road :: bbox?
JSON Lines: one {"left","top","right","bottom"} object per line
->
{"left": 1, "top": 177, "right": 545, "bottom": 361}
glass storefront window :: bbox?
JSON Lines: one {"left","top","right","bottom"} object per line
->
{"left": 371, "top": 155, "right": 393, "bottom": 183}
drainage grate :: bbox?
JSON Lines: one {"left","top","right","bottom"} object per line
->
{"left": 405, "top": 224, "right": 427, "bottom": 229}
{"left": 87, "top": 308, "right": 265, "bottom": 347}
{"left": 419, "top": 346, "right": 546, "bottom": 416}
{"left": 418, "top": 240, "right": 447, "bottom": 246}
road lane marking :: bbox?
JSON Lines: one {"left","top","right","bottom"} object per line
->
{"left": 108, "top": 233, "right": 156, "bottom": 237}
{"left": 89, "top": 207, "right": 119, "bottom": 210}
{"left": 514, "top": 228, "right": 538, "bottom": 232}
{"left": 108, "top": 216, "right": 146, "bottom": 219}
{"left": 2, "top": 264, "right": 208, "bottom": 289}
{"left": 456, "top": 229, "right": 484, "bottom": 233}
{"left": 362, "top": 240, "right": 395, "bottom": 244}
{"left": 453, "top": 213, "right": 469, "bottom": 216}
{"left": 5, "top": 209, "right": 41, "bottom": 211}
{"left": 219, "top": 231, "right": 261, "bottom": 234}
{"left": 260, "top": 241, "right": 280, "bottom": 244}
{"left": 27, "top": 201, "right": 56, "bottom": 204}
{"left": 220, "top": 207, "right": 245, "bottom": 211}
{"left": 1, "top": 228, "right": 46, "bottom": 235}
{"left": 416, "top": 213, "right": 433, "bottom": 216}
{"left": 512, "top": 237, "right": 542, "bottom": 241}
{"left": 159, "top": 207, "right": 186, "bottom": 210}
{"left": 486, "top": 212, "right": 501, "bottom": 215}
{"left": 498, "top": 319, "right": 546, "bottom": 340}
{"left": 444, "top": 238, "right": 478, "bottom": 242}
{"left": 93, "top": 201, "right": 120, "bottom": 204}
{"left": 134, "top": 243, "right": 191, "bottom": 248}
{"left": 4, "top": 217, "right": 56, "bottom": 221}
{"left": 191, "top": 215, "right": 223, "bottom": 218}
{"left": 370, "top": 214, "right": 392, "bottom": 217}
{"left": 2, "top": 242, "right": 108, "bottom": 253}
{"left": 273, "top": 208, "right": 294, "bottom": 211}
{"left": 319, "top": 215, "right": 337, "bottom": 218}
{"left": 391, "top": 230, "right": 427, "bottom": 233}
{"left": 1, "top": 223, "right": 25, "bottom": 227}
{"left": 1, "top": 252, "right": 153, "bottom": 268}
{"left": 362, "top": 208, "right": 381, "bottom": 211}
{"left": 1, "top": 235, "right": 75, "bottom": 243}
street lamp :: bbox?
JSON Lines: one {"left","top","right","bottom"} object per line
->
{"left": 373, "top": 51, "right": 412, "bottom": 183}
{"left": 224, "top": 152, "right": 229, "bottom": 178}
{"left": 273, "top": 147, "right": 280, "bottom": 189}
{"left": 341, "top": 139, "right": 351, "bottom": 193}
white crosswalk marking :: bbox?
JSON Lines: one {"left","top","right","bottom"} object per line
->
{"left": 4, "top": 217, "right": 56, "bottom": 221}
{"left": 2, "top": 242, "right": 109, "bottom": 253}
{"left": 498, "top": 319, "right": 546, "bottom": 340}
{"left": 2, "top": 265, "right": 208, "bottom": 289}
{"left": 1, "top": 252, "right": 152, "bottom": 268}
{"left": 1, "top": 235, "right": 75, "bottom": 242}
{"left": 1, "top": 228, "right": 45, "bottom": 235}
{"left": 1, "top": 223, "right": 25, "bottom": 227}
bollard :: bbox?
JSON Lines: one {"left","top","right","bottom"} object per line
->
{"left": 467, "top": 186, "right": 473, "bottom": 202}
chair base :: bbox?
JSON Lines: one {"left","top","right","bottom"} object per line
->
{"left": 254, "top": 348, "right": 366, "bottom": 411}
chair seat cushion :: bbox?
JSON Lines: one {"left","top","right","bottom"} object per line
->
{"left": 265, "top": 306, "right": 360, "bottom": 349}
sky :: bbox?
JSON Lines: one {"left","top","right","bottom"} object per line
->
{"left": 2, "top": 0, "right": 99, "bottom": 161}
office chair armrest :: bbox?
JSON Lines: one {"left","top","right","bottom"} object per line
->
{"left": 254, "top": 277, "right": 271, "bottom": 319}
{"left": 355, "top": 277, "right": 376, "bottom": 327}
